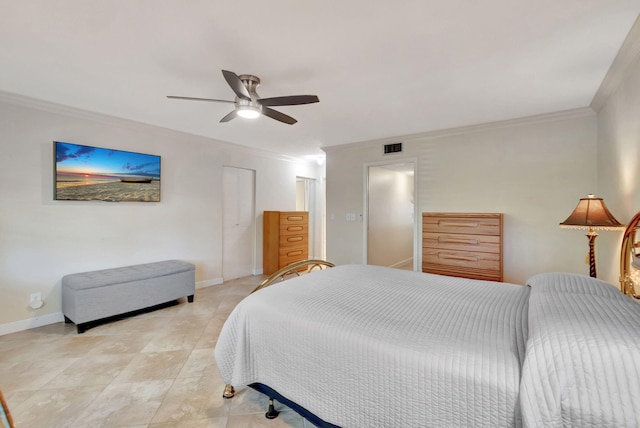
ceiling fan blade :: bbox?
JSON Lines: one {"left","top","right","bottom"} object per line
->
{"left": 258, "top": 95, "right": 319, "bottom": 107}
{"left": 262, "top": 107, "right": 297, "bottom": 125}
{"left": 222, "top": 70, "right": 251, "bottom": 101}
{"left": 167, "top": 95, "right": 234, "bottom": 103}
{"left": 220, "top": 110, "right": 238, "bottom": 123}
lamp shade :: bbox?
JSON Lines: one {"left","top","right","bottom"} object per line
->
{"left": 559, "top": 194, "right": 624, "bottom": 230}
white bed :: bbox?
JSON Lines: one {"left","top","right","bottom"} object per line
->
{"left": 215, "top": 265, "right": 640, "bottom": 427}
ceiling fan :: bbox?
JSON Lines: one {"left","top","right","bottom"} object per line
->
{"left": 167, "top": 70, "right": 319, "bottom": 125}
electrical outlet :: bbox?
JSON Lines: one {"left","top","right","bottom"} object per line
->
{"left": 30, "top": 292, "right": 41, "bottom": 305}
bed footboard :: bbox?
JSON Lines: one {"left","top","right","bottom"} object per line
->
{"left": 252, "top": 259, "right": 335, "bottom": 293}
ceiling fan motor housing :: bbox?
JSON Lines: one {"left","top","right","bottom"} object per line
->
{"left": 236, "top": 75, "right": 262, "bottom": 113}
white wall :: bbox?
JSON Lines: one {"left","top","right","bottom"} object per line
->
{"left": 593, "top": 18, "right": 640, "bottom": 285}
{"left": 0, "top": 93, "right": 324, "bottom": 332}
{"left": 325, "top": 110, "right": 599, "bottom": 285}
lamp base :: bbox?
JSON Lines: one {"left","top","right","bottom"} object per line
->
{"left": 587, "top": 229, "right": 598, "bottom": 278}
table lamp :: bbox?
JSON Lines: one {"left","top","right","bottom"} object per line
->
{"left": 560, "top": 194, "right": 624, "bottom": 278}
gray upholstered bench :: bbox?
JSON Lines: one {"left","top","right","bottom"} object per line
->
{"left": 61, "top": 260, "right": 195, "bottom": 333}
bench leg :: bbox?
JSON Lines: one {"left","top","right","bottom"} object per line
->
{"left": 76, "top": 323, "right": 86, "bottom": 334}
{"left": 188, "top": 294, "right": 194, "bottom": 303}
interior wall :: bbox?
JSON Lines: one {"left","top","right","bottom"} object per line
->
{"left": 367, "top": 166, "right": 413, "bottom": 267}
{"left": 325, "top": 111, "right": 599, "bottom": 285}
{"left": 0, "top": 94, "right": 324, "bottom": 331}
{"left": 594, "top": 27, "right": 640, "bottom": 285}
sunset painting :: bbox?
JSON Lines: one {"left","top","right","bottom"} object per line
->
{"left": 54, "top": 141, "right": 161, "bottom": 202}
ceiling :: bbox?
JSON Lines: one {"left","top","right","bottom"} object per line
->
{"left": 1, "top": 1, "right": 638, "bottom": 159}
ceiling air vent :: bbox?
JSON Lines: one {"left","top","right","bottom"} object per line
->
{"left": 383, "top": 142, "right": 402, "bottom": 154}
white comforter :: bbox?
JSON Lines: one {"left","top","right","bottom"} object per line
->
{"left": 520, "top": 272, "right": 640, "bottom": 427}
{"left": 215, "top": 266, "right": 640, "bottom": 427}
{"left": 215, "top": 265, "right": 529, "bottom": 427}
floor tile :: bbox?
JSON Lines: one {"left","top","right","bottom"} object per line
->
{"left": 9, "top": 384, "right": 107, "bottom": 428}
{"left": 87, "top": 334, "right": 155, "bottom": 354}
{"left": 0, "top": 356, "right": 78, "bottom": 396}
{"left": 148, "top": 417, "right": 227, "bottom": 427}
{"left": 44, "top": 353, "right": 138, "bottom": 388}
{"left": 0, "top": 275, "right": 313, "bottom": 428}
{"left": 70, "top": 380, "right": 174, "bottom": 427}
{"left": 113, "top": 350, "right": 191, "bottom": 383}
{"left": 226, "top": 410, "right": 305, "bottom": 428}
{"left": 177, "top": 348, "right": 220, "bottom": 379}
{"left": 151, "top": 375, "right": 229, "bottom": 424}
{"left": 140, "top": 332, "right": 201, "bottom": 353}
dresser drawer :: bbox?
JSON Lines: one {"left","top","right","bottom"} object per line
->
{"left": 280, "top": 224, "right": 308, "bottom": 236}
{"left": 279, "top": 246, "right": 308, "bottom": 267}
{"left": 280, "top": 212, "right": 308, "bottom": 225}
{"left": 422, "top": 265, "right": 502, "bottom": 282}
{"left": 422, "top": 232, "right": 500, "bottom": 253}
{"left": 422, "top": 215, "right": 500, "bottom": 236}
{"left": 423, "top": 248, "right": 500, "bottom": 271}
{"left": 280, "top": 234, "right": 308, "bottom": 248}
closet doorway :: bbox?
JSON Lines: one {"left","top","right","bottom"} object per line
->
{"left": 366, "top": 162, "right": 416, "bottom": 270}
{"left": 222, "top": 166, "right": 256, "bottom": 281}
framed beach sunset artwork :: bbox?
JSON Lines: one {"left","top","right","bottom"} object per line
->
{"left": 54, "top": 141, "right": 161, "bottom": 202}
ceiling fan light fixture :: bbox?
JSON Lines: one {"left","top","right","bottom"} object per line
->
{"left": 237, "top": 106, "right": 260, "bottom": 119}
{"left": 168, "top": 70, "right": 319, "bottom": 125}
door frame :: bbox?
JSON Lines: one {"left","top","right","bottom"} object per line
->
{"left": 222, "top": 165, "right": 257, "bottom": 281}
{"left": 363, "top": 158, "right": 419, "bottom": 270}
{"left": 296, "top": 176, "right": 319, "bottom": 259}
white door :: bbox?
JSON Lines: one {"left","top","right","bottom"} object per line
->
{"left": 223, "top": 167, "right": 256, "bottom": 280}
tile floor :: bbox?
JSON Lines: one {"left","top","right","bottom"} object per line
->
{"left": 0, "top": 275, "right": 315, "bottom": 427}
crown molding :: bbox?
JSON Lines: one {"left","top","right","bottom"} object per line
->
{"left": 591, "top": 14, "right": 640, "bottom": 112}
{"left": 0, "top": 89, "right": 307, "bottom": 164}
{"left": 322, "top": 107, "right": 595, "bottom": 154}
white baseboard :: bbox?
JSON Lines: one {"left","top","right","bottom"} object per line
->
{"left": 196, "top": 277, "right": 223, "bottom": 289}
{"left": 0, "top": 312, "right": 65, "bottom": 336}
{"left": 388, "top": 257, "right": 414, "bottom": 269}
{"left": 252, "top": 268, "right": 263, "bottom": 276}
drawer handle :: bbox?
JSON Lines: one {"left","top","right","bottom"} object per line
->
{"left": 438, "top": 221, "right": 479, "bottom": 228}
{"left": 439, "top": 253, "right": 477, "bottom": 262}
{"left": 287, "top": 216, "right": 304, "bottom": 221}
{"left": 438, "top": 237, "right": 479, "bottom": 245}
{"left": 287, "top": 250, "right": 303, "bottom": 257}
{"left": 287, "top": 236, "right": 303, "bottom": 242}
{"left": 287, "top": 226, "right": 304, "bottom": 232}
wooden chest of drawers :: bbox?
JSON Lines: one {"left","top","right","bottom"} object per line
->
{"left": 422, "top": 213, "right": 503, "bottom": 282}
{"left": 263, "top": 211, "right": 309, "bottom": 275}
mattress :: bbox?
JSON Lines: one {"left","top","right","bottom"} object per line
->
{"left": 215, "top": 264, "right": 530, "bottom": 427}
